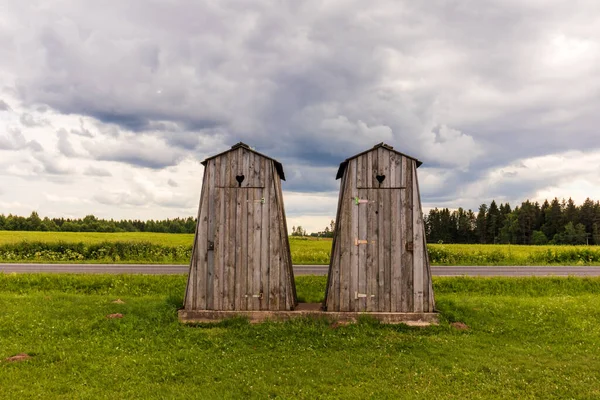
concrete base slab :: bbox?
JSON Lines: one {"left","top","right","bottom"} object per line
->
{"left": 178, "top": 303, "right": 438, "bottom": 325}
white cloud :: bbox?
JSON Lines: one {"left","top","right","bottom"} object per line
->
{"left": 84, "top": 166, "right": 112, "bottom": 177}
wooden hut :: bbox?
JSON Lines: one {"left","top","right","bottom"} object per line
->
{"left": 324, "top": 143, "right": 435, "bottom": 314}
{"left": 182, "top": 142, "right": 297, "bottom": 313}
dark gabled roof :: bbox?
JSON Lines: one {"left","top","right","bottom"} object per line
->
{"left": 201, "top": 142, "right": 286, "bottom": 181}
{"left": 335, "top": 143, "right": 423, "bottom": 180}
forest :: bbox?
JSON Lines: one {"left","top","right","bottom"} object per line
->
{"left": 0, "top": 212, "right": 196, "bottom": 234}
{"left": 425, "top": 197, "right": 600, "bottom": 245}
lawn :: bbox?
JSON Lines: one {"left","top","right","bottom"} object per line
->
{"left": 1, "top": 274, "right": 600, "bottom": 398}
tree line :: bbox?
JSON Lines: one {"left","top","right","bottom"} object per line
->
{"left": 425, "top": 198, "right": 600, "bottom": 245}
{"left": 0, "top": 212, "right": 196, "bottom": 233}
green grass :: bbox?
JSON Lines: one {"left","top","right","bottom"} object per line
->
{"left": 428, "top": 243, "right": 600, "bottom": 265}
{"left": 1, "top": 274, "right": 600, "bottom": 398}
{"left": 3, "top": 231, "right": 600, "bottom": 265}
{"left": 0, "top": 231, "right": 194, "bottom": 246}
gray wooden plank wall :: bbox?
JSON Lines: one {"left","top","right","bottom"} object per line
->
{"left": 325, "top": 147, "right": 435, "bottom": 313}
{"left": 184, "top": 147, "right": 296, "bottom": 311}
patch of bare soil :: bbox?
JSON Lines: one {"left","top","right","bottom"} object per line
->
{"left": 451, "top": 322, "right": 469, "bottom": 330}
{"left": 106, "top": 313, "right": 124, "bottom": 319}
{"left": 112, "top": 299, "right": 125, "bottom": 304}
{"left": 5, "top": 353, "right": 31, "bottom": 363}
{"left": 329, "top": 321, "right": 351, "bottom": 329}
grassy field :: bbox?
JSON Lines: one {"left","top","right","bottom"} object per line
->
{"left": 1, "top": 274, "right": 599, "bottom": 398}
{"left": 2, "top": 231, "right": 600, "bottom": 265}
{"left": 0, "top": 231, "right": 195, "bottom": 246}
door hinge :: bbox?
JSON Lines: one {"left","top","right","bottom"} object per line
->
{"left": 355, "top": 238, "right": 376, "bottom": 246}
{"left": 247, "top": 197, "right": 265, "bottom": 204}
{"left": 353, "top": 197, "right": 374, "bottom": 205}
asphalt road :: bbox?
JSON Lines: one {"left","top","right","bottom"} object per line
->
{"left": 2, "top": 264, "right": 600, "bottom": 277}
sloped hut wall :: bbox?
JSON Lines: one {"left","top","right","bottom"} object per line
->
{"left": 184, "top": 143, "right": 296, "bottom": 311}
{"left": 324, "top": 144, "right": 435, "bottom": 313}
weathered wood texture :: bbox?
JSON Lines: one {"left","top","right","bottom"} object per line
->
{"left": 325, "top": 143, "right": 435, "bottom": 313}
{"left": 184, "top": 143, "right": 296, "bottom": 311}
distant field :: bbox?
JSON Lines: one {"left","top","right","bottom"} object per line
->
{"left": 0, "top": 231, "right": 194, "bottom": 247}
{"left": 1, "top": 231, "right": 600, "bottom": 265}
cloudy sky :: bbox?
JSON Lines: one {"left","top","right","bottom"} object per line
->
{"left": 1, "top": 0, "right": 599, "bottom": 233}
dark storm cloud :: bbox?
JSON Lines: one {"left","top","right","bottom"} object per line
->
{"left": 281, "top": 164, "right": 340, "bottom": 193}
{"left": 3, "top": 0, "right": 600, "bottom": 204}
{"left": 90, "top": 151, "right": 181, "bottom": 170}
{"left": 82, "top": 137, "right": 185, "bottom": 169}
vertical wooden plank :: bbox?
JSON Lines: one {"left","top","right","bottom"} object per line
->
{"left": 260, "top": 156, "right": 271, "bottom": 310}
{"left": 268, "top": 163, "right": 281, "bottom": 310}
{"left": 367, "top": 147, "right": 377, "bottom": 312}
{"left": 356, "top": 155, "right": 364, "bottom": 189}
{"left": 402, "top": 161, "right": 414, "bottom": 312}
{"left": 366, "top": 151, "right": 373, "bottom": 188}
{"left": 339, "top": 161, "right": 353, "bottom": 312}
{"left": 381, "top": 148, "right": 390, "bottom": 189}
{"left": 399, "top": 156, "right": 409, "bottom": 312}
{"left": 214, "top": 188, "right": 225, "bottom": 310}
{"left": 245, "top": 148, "right": 253, "bottom": 188}
{"left": 349, "top": 159, "right": 359, "bottom": 312}
{"left": 357, "top": 188, "right": 368, "bottom": 312}
{"left": 239, "top": 190, "right": 249, "bottom": 311}
{"left": 325, "top": 171, "right": 347, "bottom": 311}
{"left": 412, "top": 162, "right": 424, "bottom": 312}
{"left": 194, "top": 160, "right": 212, "bottom": 309}
{"left": 215, "top": 153, "right": 229, "bottom": 310}
{"left": 207, "top": 157, "right": 221, "bottom": 310}
{"left": 184, "top": 166, "right": 206, "bottom": 310}
{"left": 246, "top": 185, "right": 255, "bottom": 310}
{"left": 390, "top": 153, "right": 402, "bottom": 312}
{"left": 274, "top": 166, "right": 295, "bottom": 310}
{"left": 229, "top": 148, "right": 239, "bottom": 188}
{"left": 253, "top": 187, "right": 263, "bottom": 310}
{"left": 390, "top": 192, "right": 401, "bottom": 312}
{"left": 225, "top": 184, "right": 237, "bottom": 310}
{"left": 413, "top": 161, "right": 431, "bottom": 312}
{"left": 382, "top": 150, "right": 392, "bottom": 311}
{"left": 221, "top": 152, "right": 232, "bottom": 309}
{"left": 356, "top": 155, "right": 365, "bottom": 311}
{"left": 221, "top": 186, "right": 230, "bottom": 310}
{"left": 382, "top": 187, "right": 392, "bottom": 312}
{"left": 412, "top": 160, "right": 433, "bottom": 312}
{"left": 388, "top": 152, "right": 396, "bottom": 190}
{"left": 376, "top": 148, "right": 386, "bottom": 311}
{"left": 365, "top": 188, "right": 377, "bottom": 312}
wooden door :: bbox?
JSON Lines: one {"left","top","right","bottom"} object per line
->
{"left": 210, "top": 187, "right": 266, "bottom": 311}
{"left": 353, "top": 187, "right": 412, "bottom": 312}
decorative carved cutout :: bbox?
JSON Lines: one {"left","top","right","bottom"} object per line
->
{"left": 376, "top": 174, "right": 386, "bottom": 184}
{"left": 236, "top": 174, "right": 245, "bottom": 187}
